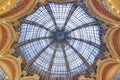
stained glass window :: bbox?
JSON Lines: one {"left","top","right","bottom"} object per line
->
{"left": 18, "top": 2, "right": 106, "bottom": 78}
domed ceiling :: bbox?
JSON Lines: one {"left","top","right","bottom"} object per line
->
{"left": 14, "top": 1, "right": 107, "bottom": 79}
{"left": 1, "top": 0, "right": 120, "bottom": 80}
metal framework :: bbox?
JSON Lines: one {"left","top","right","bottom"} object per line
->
{"left": 14, "top": 37, "right": 52, "bottom": 48}
{"left": 66, "top": 21, "right": 101, "bottom": 33}
{"left": 45, "top": 4, "right": 58, "bottom": 30}
{"left": 66, "top": 41, "right": 94, "bottom": 73}
{"left": 24, "top": 41, "right": 54, "bottom": 70}
{"left": 17, "top": 1, "right": 107, "bottom": 79}
{"left": 62, "top": 2, "right": 78, "bottom": 30}
{"left": 47, "top": 45, "right": 57, "bottom": 77}
{"left": 61, "top": 45, "right": 71, "bottom": 77}
{"left": 20, "top": 19, "right": 53, "bottom": 33}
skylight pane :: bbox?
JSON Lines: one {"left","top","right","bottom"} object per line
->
{"left": 66, "top": 6, "right": 96, "bottom": 30}
{"left": 49, "top": 3, "right": 73, "bottom": 28}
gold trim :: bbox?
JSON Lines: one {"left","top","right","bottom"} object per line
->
{"left": 96, "top": 59, "right": 120, "bottom": 80}
{"left": 0, "top": 22, "right": 16, "bottom": 55}
{"left": 0, "top": 0, "right": 38, "bottom": 21}
{"left": 104, "top": 0, "right": 120, "bottom": 18}
{"left": 105, "top": 26, "right": 120, "bottom": 60}
{"left": 85, "top": 0, "right": 120, "bottom": 24}
{"left": 0, "top": 0, "right": 16, "bottom": 15}
{"left": 0, "top": 55, "right": 21, "bottom": 80}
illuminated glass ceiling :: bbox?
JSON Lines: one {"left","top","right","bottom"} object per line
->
{"left": 17, "top": 1, "right": 106, "bottom": 78}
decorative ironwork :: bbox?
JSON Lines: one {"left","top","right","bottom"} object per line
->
{"left": 17, "top": 1, "right": 107, "bottom": 79}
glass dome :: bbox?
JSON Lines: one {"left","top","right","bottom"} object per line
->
{"left": 17, "top": 1, "right": 106, "bottom": 78}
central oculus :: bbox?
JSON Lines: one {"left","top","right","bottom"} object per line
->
{"left": 56, "top": 32, "right": 65, "bottom": 40}
{"left": 53, "top": 30, "right": 68, "bottom": 42}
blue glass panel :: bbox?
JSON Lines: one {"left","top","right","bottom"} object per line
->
{"left": 113, "top": 73, "right": 120, "bottom": 80}
{"left": 26, "top": 6, "right": 55, "bottom": 30}
{"left": 20, "top": 39, "right": 50, "bottom": 63}
{"left": 19, "top": 24, "right": 42, "bottom": 42}
{"left": 32, "top": 51, "right": 53, "bottom": 72}
{"left": 71, "top": 64, "right": 86, "bottom": 74}
{"left": 50, "top": 49, "right": 67, "bottom": 77}
{"left": 70, "top": 26, "right": 101, "bottom": 45}
{"left": 66, "top": 6, "right": 96, "bottom": 30}
{"left": 49, "top": 3, "right": 73, "bottom": 28}
{"left": 18, "top": 2, "right": 104, "bottom": 78}
{"left": 51, "top": 63, "right": 67, "bottom": 77}
{"left": 70, "top": 40, "right": 100, "bottom": 64}
{"left": 0, "top": 68, "right": 6, "bottom": 79}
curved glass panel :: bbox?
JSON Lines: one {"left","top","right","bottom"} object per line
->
{"left": 113, "top": 73, "right": 120, "bottom": 80}
{"left": 18, "top": 2, "right": 105, "bottom": 78}
{"left": 0, "top": 68, "right": 7, "bottom": 79}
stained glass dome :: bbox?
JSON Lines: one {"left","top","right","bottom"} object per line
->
{"left": 16, "top": 1, "right": 106, "bottom": 79}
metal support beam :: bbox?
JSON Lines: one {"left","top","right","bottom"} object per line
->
{"left": 44, "top": 4, "right": 58, "bottom": 30}
{"left": 61, "top": 45, "right": 71, "bottom": 72}
{"left": 66, "top": 41, "right": 93, "bottom": 73}
{"left": 62, "top": 3, "right": 78, "bottom": 30}
{"left": 24, "top": 41, "right": 54, "bottom": 71}
{"left": 47, "top": 45, "right": 57, "bottom": 77}
{"left": 67, "top": 21, "right": 101, "bottom": 33}
{"left": 20, "top": 19, "right": 53, "bottom": 33}
{"left": 61, "top": 44, "right": 71, "bottom": 79}
{"left": 14, "top": 37, "right": 51, "bottom": 48}
{"left": 68, "top": 37, "right": 106, "bottom": 54}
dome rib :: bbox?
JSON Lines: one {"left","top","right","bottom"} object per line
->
{"left": 44, "top": 4, "right": 58, "bottom": 30}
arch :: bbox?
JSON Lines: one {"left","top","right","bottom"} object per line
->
{"left": 96, "top": 59, "right": 120, "bottom": 80}
{"left": 0, "top": 55, "right": 21, "bottom": 80}
{"left": 85, "top": 0, "right": 120, "bottom": 24}
{"left": 105, "top": 26, "right": 120, "bottom": 60}
{"left": 0, "top": 22, "right": 15, "bottom": 55}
